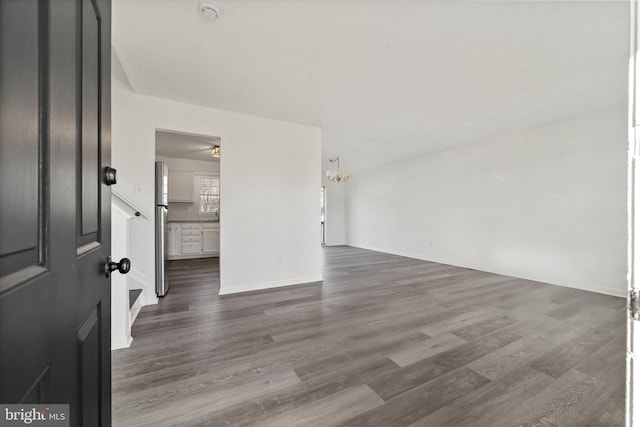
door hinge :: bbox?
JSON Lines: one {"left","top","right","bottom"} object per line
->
{"left": 631, "top": 289, "right": 640, "bottom": 321}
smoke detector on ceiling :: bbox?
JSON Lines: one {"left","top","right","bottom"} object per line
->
{"left": 199, "top": 1, "right": 221, "bottom": 20}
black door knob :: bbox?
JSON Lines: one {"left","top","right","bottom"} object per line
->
{"left": 104, "top": 167, "right": 117, "bottom": 186}
{"left": 104, "top": 256, "right": 131, "bottom": 278}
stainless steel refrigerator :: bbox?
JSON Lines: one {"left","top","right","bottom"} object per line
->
{"left": 155, "top": 161, "right": 169, "bottom": 296}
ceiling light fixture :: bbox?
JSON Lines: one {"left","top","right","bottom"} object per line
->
{"left": 199, "top": 1, "right": 221, "bottom": 20}
{"left": 211, "top": 145, "right": 220, "bottom": 158}
{"left": 326, "top": 156, "right": 350, "bottom": 183}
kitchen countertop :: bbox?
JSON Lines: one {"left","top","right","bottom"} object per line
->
{"left": 168, "top": 220, "right": 219, "bottom": 223}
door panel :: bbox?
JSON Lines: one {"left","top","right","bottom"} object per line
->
{"left": 0, "top": 0, "right": 112, "bottom": 425}
{"left": 20, "top": 367, "right": 51, "bottom": 405}
{"left": 0, "top": 0, "right": 52, "bottom": 404}
{"left": 0, "top": 281, "right": 51, "bottom": 403}
{"left": 77, "top": 305, "right": 101, "bottom": 425}
{"left": 0, "top": 0, "right": 47, "bottom": 284}
{"left": 78, "top": 0, "right": 101, "bottom": 249}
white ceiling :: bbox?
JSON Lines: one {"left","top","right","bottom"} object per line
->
{"left": 113, "top": 1, "right": 628, "bottom": 172}
{"left": 155, "top": 130, "right": 220, "bottom": 162}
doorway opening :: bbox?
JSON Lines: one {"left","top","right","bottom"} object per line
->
{"left": 154, "top": 129, "right": 221, "bottom": 297}
{"left": 321, "top": 186, "right": 326, "bottom": 245}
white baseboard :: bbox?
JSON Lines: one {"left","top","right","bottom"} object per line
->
{"left": 349, "top": 243, "right": 626, "bottom": 299}
{"left": 130, "top": 299, "right": 143, "bottom": 324}
{"left": 143, "top": 292, "right": 159, "bottom": 306}
{"left": 219, "top": 275, "right": 324, "bottom": 295}
{"left": 111, "top": 335, "right": 132, "bottom": 351}
{"left": 169, "top": 253, "right": 219, "bottom": 260}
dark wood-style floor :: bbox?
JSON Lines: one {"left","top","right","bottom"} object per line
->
{"left": 112, "top": 246, "right": 626, "bottom": 426}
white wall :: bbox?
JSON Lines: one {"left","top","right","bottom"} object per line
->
{"left": 156, "top": 155, "right": 220, "bottom": 175}
{"left": 112, "top": 51, "right": 322, "bottom": 297}
{"left": 155, "top": 155, "right": 219, "bottom": 222}
{"left": 346, "top": 107, "right": 627, "bottom": 297}
{"left": 322, "top": 175, "right": 347, "bottom": 246}
{"left": 110, "top": 202, "right": 134, "bottom": 349}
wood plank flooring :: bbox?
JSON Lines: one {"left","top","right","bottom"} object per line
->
{"left": 112, "top": 247, "right": 626, "bottom": 426}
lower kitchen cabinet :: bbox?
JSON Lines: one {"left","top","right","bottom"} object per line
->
{"left": 181, "top": 241, "right": 202, "bottom": 255}
{"left": 167, "top": 223, "right": 181, "bottom": 257}
{"left": 202, "top": 224, "right": 220, "bottom": 253}
{"left": 168, "top": 222, "right": 219, "bottom": 260}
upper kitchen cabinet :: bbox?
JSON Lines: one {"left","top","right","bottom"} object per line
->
{"left": 168, "top": 170, "right": 194, "bottom": 202}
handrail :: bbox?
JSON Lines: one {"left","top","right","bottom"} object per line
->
{"left": 111, "top": 188, "right": 152, "bottom": 219}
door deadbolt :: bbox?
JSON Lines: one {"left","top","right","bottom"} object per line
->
{"left": 104, "top": 167, "right": 117, "bottom": 186}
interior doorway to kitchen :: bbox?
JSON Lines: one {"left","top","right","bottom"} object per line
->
{"left": 321, "top": 186, "right": 326, "bottom": 245}
{"left": 155, "top": 129, "right": 221, "bottom": 296}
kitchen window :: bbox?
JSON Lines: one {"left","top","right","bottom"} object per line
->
{"left": 197, "top": 174, "right": 220, "bottom": 216}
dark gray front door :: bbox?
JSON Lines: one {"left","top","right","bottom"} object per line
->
{"left": 0, "top": 0, "right": 112, "bottom": 425}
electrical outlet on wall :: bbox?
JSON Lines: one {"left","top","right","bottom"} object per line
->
{"left": 277, "top": 255, "right": 284, "bottom": 264}
{"left": 187, "top": 207, "right": 192, "bottom": 213}
{"left": 135, "top": 184, "right": 144, "bottom": 195}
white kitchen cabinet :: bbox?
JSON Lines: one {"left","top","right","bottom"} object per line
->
{"left": 181, "top": 242, "right": 202, "bottom": 255}
{"left": 167, "top": 223, "right": 181, "bottom": 257}
{"left": 202, "top": 224, "right": 220, "bottom": 253}
{"left": 168, "top": 171, "right": 194, "bottom": 202}
{"left": 167, "top": 222, "right": 219, "bottom": 259}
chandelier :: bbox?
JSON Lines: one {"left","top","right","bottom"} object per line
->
{"left": 211, "top": 145, "right": 220, "bottom": 158}
{"left": 326, "top": 156, "right": 350, "bottom": 183}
